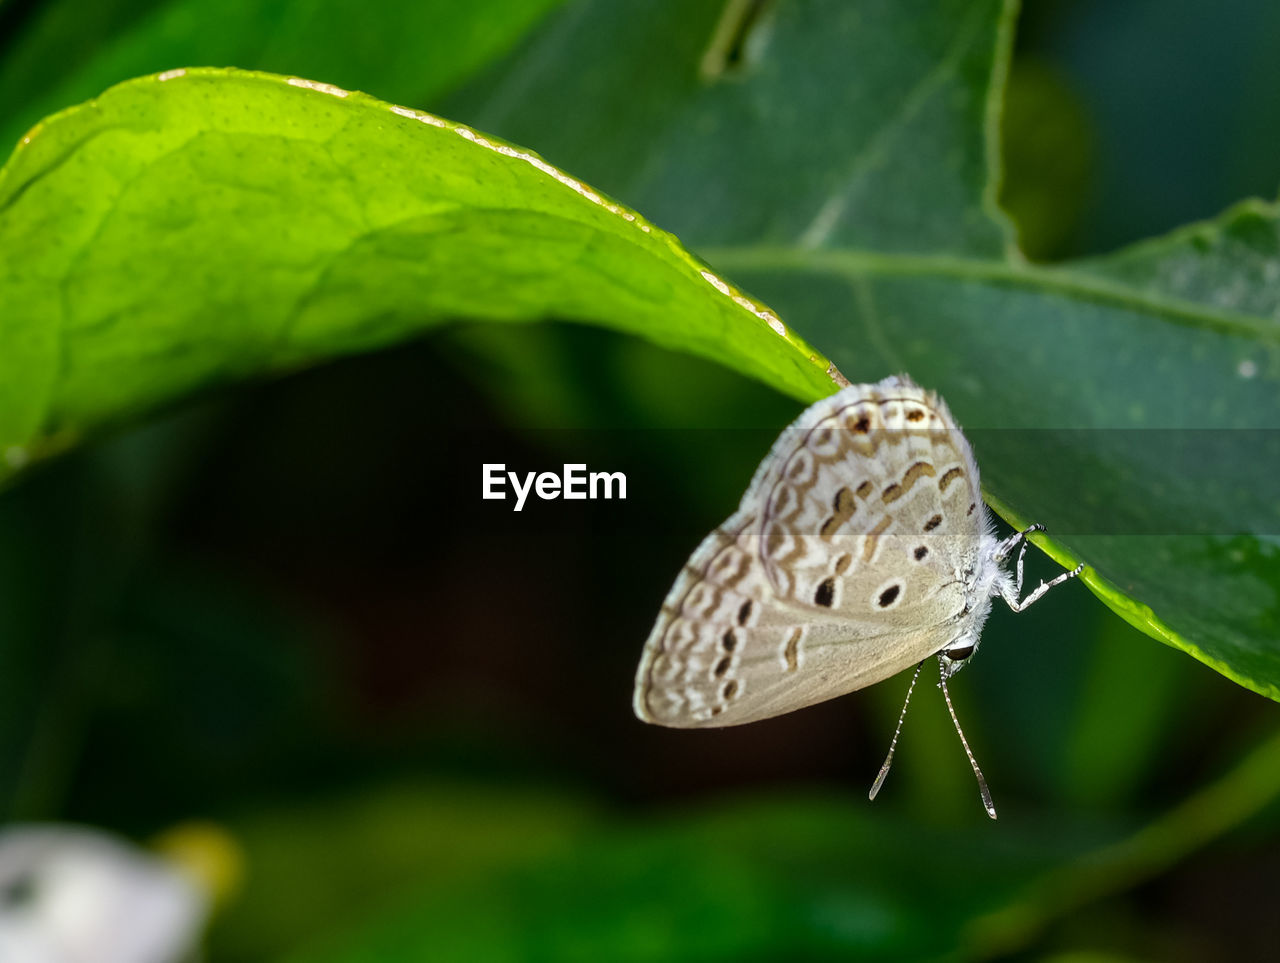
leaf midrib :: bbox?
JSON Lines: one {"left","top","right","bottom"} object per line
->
{"left": 700, "top": 245, "right": 1280, "bottom": 343}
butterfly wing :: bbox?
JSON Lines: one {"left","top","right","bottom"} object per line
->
{"left": 754, "top": 377, "right": 984, "bottom": 626}
{"left": 633, "top": 376, "right": 988, "bottom": 729}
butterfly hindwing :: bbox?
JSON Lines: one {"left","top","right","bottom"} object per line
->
{"left": 634, "top": 509, "right": 964, "bottom": 727}
{"left": 634, "top": 510, "right": 782, "bottom": 726}
{"left": 633, "top": 376, "right": 991, "bottom": 729}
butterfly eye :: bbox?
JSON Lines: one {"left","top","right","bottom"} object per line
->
{"left": 944, "top": 644, "right": 974, "bottom": 662}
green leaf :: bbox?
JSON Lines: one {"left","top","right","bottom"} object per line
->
{"left": 0, "top": 67, "right": 832, "bottom": 468}
{"left": 452, "top": 0, "right": 1280, "bottom": 701}
{"left": 455, "top": 0, "right": 1016, "bottom": 258}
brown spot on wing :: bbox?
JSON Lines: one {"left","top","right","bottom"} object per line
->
{"left": 883, "top": 460, "right": 936, "bottom": 503}
{"left": 902, "top": 460, "right": 937, "bottom": 486}
{"left": 783, "top": 627, "right": 801, "bottom": 672}
{"left": 820, "top": 486, "right": 857, "bottom": 539}
{"left": 862, "top": 515, "right": 893, "bottom": 562}
{"left": 834, "top": 486, "right": 856, "bottom": 513}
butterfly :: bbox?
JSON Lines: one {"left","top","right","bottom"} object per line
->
{"left": 632, "top": 374, "right": 1083, "bottom": 817}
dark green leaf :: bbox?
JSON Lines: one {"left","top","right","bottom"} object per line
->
{"left": 0, "top": 0, "right": 567, "bottom": 153}
{"left": 455, "top": 0, "right": 1280, "bottom": 701}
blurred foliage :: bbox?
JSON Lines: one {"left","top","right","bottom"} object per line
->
{"left": 998, "top": 58, "right": 1093, "bottom": 261}
{"left": 0, "top": 0, "right": 567, "bottom": 153}
{"left": 1, "top": 1, "right": 1279, "bottom": 962}
{"left": 1014, "top": 0, "right": 1280, "bottom": 255}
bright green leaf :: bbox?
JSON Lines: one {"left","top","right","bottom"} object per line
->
{"left": 0, "top": 67, "right": 832, "bottom": 470}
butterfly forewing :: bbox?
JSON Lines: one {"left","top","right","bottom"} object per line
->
{"left": 634, "top": 376, "right": 989, "bottom": 729}
{"left": 756, "top": 383, "right": 982, "bottom": 624}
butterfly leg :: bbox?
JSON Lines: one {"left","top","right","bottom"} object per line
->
{"left": 994, "top": 523, "right": 1085, "bottom": 612}
{"left": 1012, "top": 529, "right": 1035, "bottom": 599}
{"left": 994, "top": 523, "right": 1045, "bottom": 562}
{"left": 1004, "top": 560, "right": 1086, "bottom": 612}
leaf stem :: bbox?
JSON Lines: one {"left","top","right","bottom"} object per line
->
{"left": 966, "top": 725, "right": 1280, "bottom": 956}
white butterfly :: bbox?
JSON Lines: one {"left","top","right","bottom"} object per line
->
{"left": 632, "top": 375, "right": 1083, "bottom": 817}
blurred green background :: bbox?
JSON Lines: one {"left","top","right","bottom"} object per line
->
{"left": 2, "top": 0, "right": 1279, "bottom": 960}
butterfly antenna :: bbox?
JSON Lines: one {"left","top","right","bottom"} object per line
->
{"left": 939, "top": 673, "right": 997, "bottom": 819}
{"left": 868, "top": 660, "right": 925, "bottom": 801}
